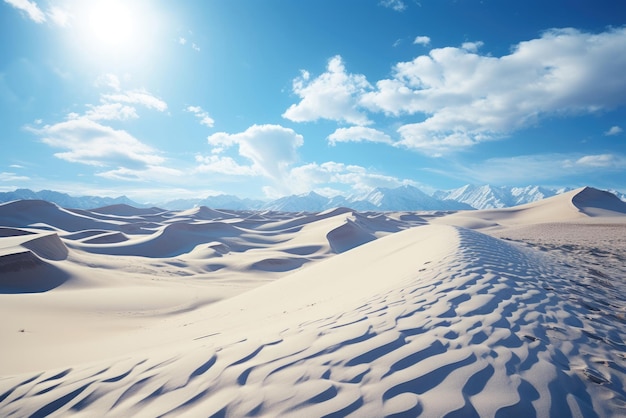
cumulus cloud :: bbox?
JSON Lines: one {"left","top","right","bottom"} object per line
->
{"left": 359, "top": 27, "right": 626, "bottom": 155}
{"left": 207, "top": 124, "right": 304, "bottom": 181}
{"left": 34, "top": 118, "right": 164, "bottom": 168}
{"left": 283, "top": 56, "right": 372, "bottom": 126}
{"left": 186, "top": 105, "right": 215, "bottom": 128}
{"left": 84, "top": 103, "right": 138, "bottom": 121}
{"left": 95, "top": 73, "right": 121, "bottom": 91}
{"left": 328, "top": 126, "right": 393, "bottom": 146}
{"left": 200, "top": 125, "right": 415, "bottom": 196}
{"left": 90, "top": 75, "right": 167, "bottom": 120}
{"left": 26, "top": 77, "right": 172, "bottom": 181}
{"left": 102, "top": 90, "right": 167, "bottom": 112}
{"left": 414, "top": 36, "right": 431, "bottom": 46}
{"left": 288, "top": 161, "right": 416, "bottom": 195}
{"left": 4, "top": 0, "right": 46, "bottom": 23}
{"left": 605, "top": 125, "right": 623, "bottom": 136}
{"left": 194, "top": 155, "right": 257, "bottom": 176}
{"left": 461, "top": 41, "right": 484, "bottom": 52}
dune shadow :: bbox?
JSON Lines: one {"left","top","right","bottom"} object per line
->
{"left": 0, "top": 253, "right": 71, "bottom": 293}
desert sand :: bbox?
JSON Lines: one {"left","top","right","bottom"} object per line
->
{"left": 1, "top": 187, "right": 625, "bottom": 417}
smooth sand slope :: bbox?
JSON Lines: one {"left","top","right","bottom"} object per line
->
{"left": 0, "top": 187, "right": 625, "bottom": 417}
{"left": 0, "top": 203, "right": 423, "bottom": 374}
{"left": 433, "top": 186, "right": 626, "bottom": 230}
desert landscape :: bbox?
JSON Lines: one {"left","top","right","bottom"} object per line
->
{"left": 0, "top": 186, "right": 625, "bottom": 417}
{"left": 3, "top": 0, "right": 625, "bottom": 416}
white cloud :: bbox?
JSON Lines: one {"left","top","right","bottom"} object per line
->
{"left": 0, "top": 172, "right": 29, "bottom": 182}
{"left": 194, "top": 155, "right": 257, "bottom": 176}
{"left": 328, "top": 126, "right": 393, "bottom": 146}
{"left": 461, "top": 41, "right": 484, "bottom": 52}
{"left": 46, "top": 5, "right": 70, "bottom": 27}
{"left": 4, "top": 0, "right": 46, "bottom": 23}
{"left": 605, "top": 125, "right": 623, "bottom": 136}
{"left": 441, "top": 153, "right": 626, "bottom": 184}
{"left": 358, "top": 27, "right": 626, "bottom": 155}
{"left": 97, "top": 165, "right": 183, "bottom": 183}
{"left": 379, "top": 0, "right": 406, "bottom": 12}
{"left": 200, "top": 125, "right": 415, "bottom": 197}
{"left": 95, "top": 74, "right": 121, "bottom": 91}
{"left": 4, "top": 0, "right": 70, "bottom": 27}
{"left": 186, "top": 105, "right": 215, "bottom": 128}
{"left": 207, "top": 124, "right": 304, "bottom": 181}
{"left": 283, "top": 55, "right": 372, "bottom": 126}
{"left": 34, "top": 118, "right": 164, "bottom": 168}
{"left": 92, "top": 76, "right": 166, "bottom": 119}
{"left": 178, "top": 33, "right": 200, "bottom": 52}
{"left": 413, "top": 36, "right": 431, "bottom": 46}
{"left": 84, "top": 103, "right": 138, "bottom": 121}
{"left": 102, "top": 90, "right": 167, "bottom": 112}
{"left": 288, "top": 161, "right": 416, "bottom": 195}
{"left": 575, "top": 154, "right": 625, "bottom": 168}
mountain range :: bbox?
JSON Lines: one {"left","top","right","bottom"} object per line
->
{"left": 1, "top": 185, "right": 624, "bottom": 212}
{"left": 0, "top": 189, "right": 139, "bottom": 210}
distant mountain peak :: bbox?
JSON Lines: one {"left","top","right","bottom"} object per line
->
{"left": 434, "top": 184, "right": 582, "bottom": 210}
{"left": 0, "top": 189, "right": 142, "bottom": 210}
{"left": 1, "top": 185, "right": 623, "bottom": 212}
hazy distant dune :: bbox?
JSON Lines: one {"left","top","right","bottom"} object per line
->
{"left": 0, "top": 187, "right": 624, "bottom": 416}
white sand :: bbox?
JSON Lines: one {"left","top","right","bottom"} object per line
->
{"left": 1, "top": 187, "right": 625, "bottom": 417}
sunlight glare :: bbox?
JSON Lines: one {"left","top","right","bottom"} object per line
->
{"left": 87, "top": 0, "right": 136, "bottom": 49}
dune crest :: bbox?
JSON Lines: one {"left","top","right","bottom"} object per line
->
{"left": 1, "top": 224, "right": 624, "bottom": 416}
{"left": 1, "top": 191, "right": 625, "bottom": 416}
{"left": 0, "top": 232, "right": 71, "bottom": 293}
{"left": 21, "top": 233, "right": 69, "bottom": 261}
{"left": 571, "top": 186, "right": 626, "bottom": 216}
{"left": 435, "top": 186, "right": 626, "bottom": 230}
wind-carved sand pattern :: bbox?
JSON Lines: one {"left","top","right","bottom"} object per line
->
{"left": 1, "top": 225, "right": 625, "bottom": 416}
{"left": 1, "top": 187, "right": 626, "bottom": 417}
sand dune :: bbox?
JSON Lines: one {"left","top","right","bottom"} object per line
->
{"left": 0, "top": 187, "right": 625, "bottom": 416}
{"left": 434, "top": 186, "right": 626, "bottom": 230}
{"left": 0, "top": 200, "right": 121, "bottom": 232}
{"left": 89, "top": 204, "right": 167, "bottom": 217}
{"left": 572, "top": 186, "right": 626, "bottom": 216}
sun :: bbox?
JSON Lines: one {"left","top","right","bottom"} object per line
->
{"left": 64, "top": 0, "right": 164, "bottom": 71}
{"left": 86, "top": 0, "right": 136, "bottom": 49}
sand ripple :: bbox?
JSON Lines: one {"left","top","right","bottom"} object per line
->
{"left": 1, "top": 225, "right": 624, "bottom": 416}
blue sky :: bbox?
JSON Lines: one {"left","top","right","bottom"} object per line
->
{"left": 1, "top": 0, "right": 625, "bottom": 202}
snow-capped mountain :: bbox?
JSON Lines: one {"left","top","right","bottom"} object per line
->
{"left": 349, "top": 185, "right": 471, "bottom": 211}
{"left": 0, "top": 189, "right": 142, "bottom": 210}
{"left": 433, "top": 184, "right": 511, "bottom": 209}
{"left": 261, "top": 191, "right": 331, "bottom": 212}
{"left": 433, "top": 184, "right": 575, "bottom": 209}
{"left": 163, "top": 195, "right": 265, "bottom": 211}
{"left": 609, "top": 189, "right": 626, "bottom": 202}
{"left": 509, "top": 185, "right": 562, "bottom": 206}
{"left": 256, "top": 186, "right": 472, "bottom": 212}
{"left": 2, "top": 185, "right": 623, "bottom": 212}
